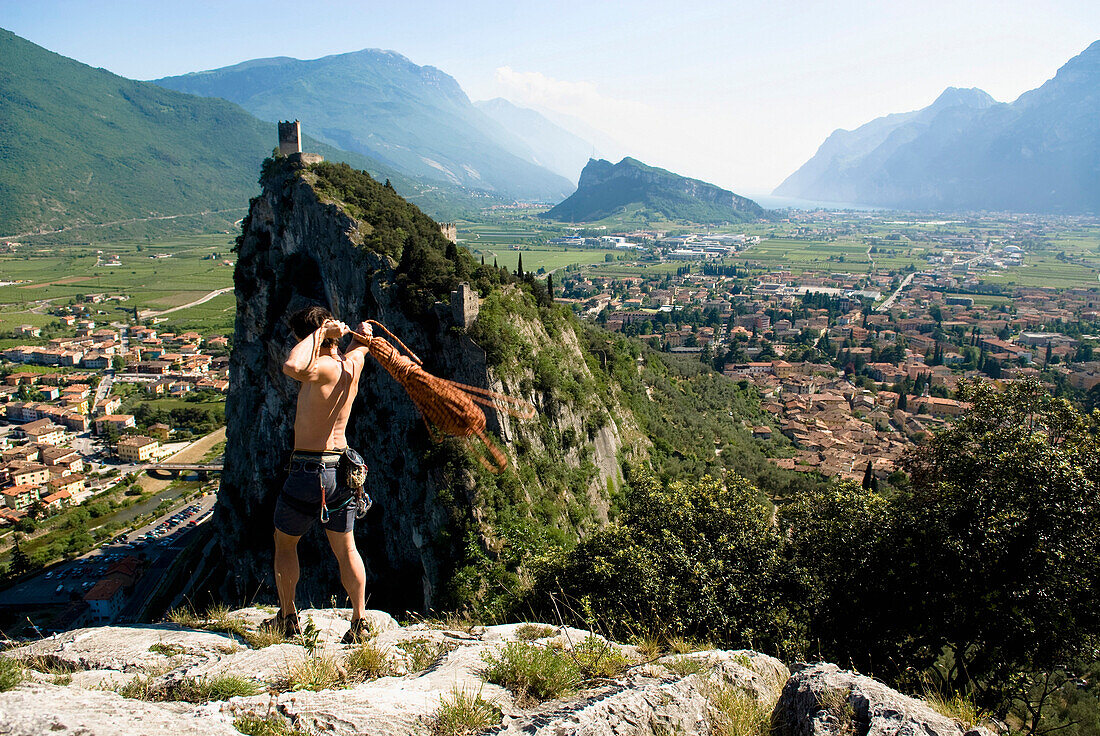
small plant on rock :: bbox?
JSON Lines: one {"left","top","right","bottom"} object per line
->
{"left": 665, "top": 655, "right": 711, "bottom": 677}
{"left": 244, "top": 621, "right": 288, "bottom": 650}
{"left": 430, "top": 686, "right": 502, "bottom": 736}
{"left": 397, "top": 638, "right": 456, "bottom": 673}
{"left": 173, "top": 674, "right": 262, "bottom": 703}
{"left": 707, "top": 683, "right": 774, "bottom": 736}
{"left": 345, "top": 641, "right": 397, "bottom": 681}
{"left": 571, "top": 635, "right": 631, "bottom": 680}
{"left": 287, "top": 654, "right": 346, "bottom": 692}
{"left": 0, "top": 656, "right": 24, "bottom": 692}
{"left": 148, "top": 643, "right": 187, "bottom": 657}
{"left": 515, "top": 624, "right": 557, "bottom": 641}
{"left": 233, "top": 714, "right": 311, "bottom": 736}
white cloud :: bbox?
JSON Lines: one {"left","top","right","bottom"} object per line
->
{"left": 494, "top": 66, "right": 647, "bottom": 116}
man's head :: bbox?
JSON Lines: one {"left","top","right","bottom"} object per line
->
{"left": 289, "top": 305, "right": 334, "bottom": 343}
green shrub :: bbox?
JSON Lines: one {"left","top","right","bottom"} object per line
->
{"left": 527, "top": 469, "right": 787, "bottom": 649}
{"left": 480, "top": 642, "right": 580, "bottom": 703}
{"left": 572, "top": 635, "right": 631, "bottom": 680}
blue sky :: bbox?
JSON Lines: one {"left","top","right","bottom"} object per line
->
{"left": 3, "top": 0, "right": 1098, "bottom": 191}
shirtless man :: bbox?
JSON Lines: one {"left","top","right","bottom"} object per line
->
{"left": 273, "top": 305, "right": 372, "bottom": 642}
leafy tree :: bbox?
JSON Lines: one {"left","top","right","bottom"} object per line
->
{"left": 527, "top": 469, "right": 789, "bottom": 649}
{"left": 896, "top": 379, "right": 1100, "bottom": 701}
{"left": 10, "top": 540, "right": 32, "bottom": 576}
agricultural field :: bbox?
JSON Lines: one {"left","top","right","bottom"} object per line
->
{"left": 0, "top": 234, "right": 236, "bottom": 335}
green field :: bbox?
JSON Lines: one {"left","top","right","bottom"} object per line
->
{"left": 467, "top": 246, "right": 623, "bottom": 273}
{"left": 0, "top": 234, "right": 237, "bottom": 335}
{"left": 980, "top": 257, "right": 1100, "bottom": 289}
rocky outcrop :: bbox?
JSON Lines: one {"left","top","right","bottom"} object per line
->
{"left": 0, "top": 608, "right": 777, "bottom": 736}
{"left": 0, "top": 611, "right": 994, "bottom": 736}
{"left": 773, "top": 663, "right": 994, "bottom": 736}
{"left": 220, "top": 158, "right": 635, "bottom": 613}
{"left": 541, "top": 157, "right": 765, "bottom": 223}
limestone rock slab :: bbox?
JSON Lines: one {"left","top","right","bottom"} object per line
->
{"left": 5, "top": 624, "right": 240, "bottom": 673}
{"left": 0, "top": 684, "right": 240, "bottom": 736}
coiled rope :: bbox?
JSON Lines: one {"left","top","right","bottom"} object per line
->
{"left": 349, "top": 320, "right": 535, "bottom": 473}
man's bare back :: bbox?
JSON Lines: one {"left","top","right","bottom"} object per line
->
{"left": 282, "top": 318, "right": 372, "bottom": 451}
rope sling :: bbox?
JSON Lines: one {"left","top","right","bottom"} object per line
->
{"left": 339, "top": 320, "right": 536, "bottom": 473}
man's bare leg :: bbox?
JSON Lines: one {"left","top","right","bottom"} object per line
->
{"left": 325, "top": 529, "right": 367, "bottom": 622}
{"left": 273, "top": 530, "right": 302, "bottom": 617}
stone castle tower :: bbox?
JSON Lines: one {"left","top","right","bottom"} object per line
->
{"left": 278, "top": 120, "right": 324, "bottom": 165}
{"left": 278, "top": 121, "right": 301, "bottom": 156}
{"left": 439, "top": 223, "right": 458, "bottom": 244}
{"left": 450, "top": 282, "right": 479, "bottom": 329}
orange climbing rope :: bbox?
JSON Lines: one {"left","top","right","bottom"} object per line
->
{"left": 349, "top": 320, "right": 535, "bottom": 473}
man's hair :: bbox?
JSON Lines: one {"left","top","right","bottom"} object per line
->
{"left": 288, "top": 305, "right": 333, "bottom": 341}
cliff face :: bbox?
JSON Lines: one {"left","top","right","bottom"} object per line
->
{"left": 541, "top": 157, "right": 765, "bottom": 223}
{"left": 217, "top": 158, "right": 636, "bottom": 613}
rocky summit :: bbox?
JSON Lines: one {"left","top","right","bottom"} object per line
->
{"left": 0, "top": 606, "right": 995, "bottom": 736}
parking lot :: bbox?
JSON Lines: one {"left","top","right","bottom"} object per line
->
{"left": 0, "top": 493, "right": 217, "bottom": 608}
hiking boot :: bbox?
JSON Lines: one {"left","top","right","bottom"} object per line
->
{"left": 341, "top": 617, "right": 371, "bottom": 644}
{"left": 266, "top": 610, "right": 300, "bottom": 638}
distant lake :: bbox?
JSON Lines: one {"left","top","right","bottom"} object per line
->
{"left": 741, "top": 191, "right": 885, "bottom": 212}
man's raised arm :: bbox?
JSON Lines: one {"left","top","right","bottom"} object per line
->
{"left": 283, "top": 320, "right": 346, "bottom": 381}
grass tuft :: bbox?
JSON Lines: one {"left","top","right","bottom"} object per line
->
{"left": 243, "top": 621, "right": 288, "bottom": 650}
{"left": 707, "top": 683, "right": 773, "bottom": 736}
{"left": 514, "top": 624, "right": 557, "bottom": 641}
{"left": 571, "top": 635, "right": 631, "bottom": 680}
{"left": 0, "top": 656, "right": 25, "bottom": 692}
{"left": 148, "top": 643, "right": 187, "bottom": 657}
{"left": 345, "top": 641, "right": 397, "bottom": 681}
{"left": 233, "top": 714, "right": 311, "bottom": 736}
{"left": 166, "top": 606, "right": 202, "bottom": 628}
{"left": 20, "top": 654, "right": 78, "bottom": 675}
{"left": 397, "top": 638, "right": 456, "bottom": 673}
{"left": 287, "top": 654, "right": 347, "bottom": 692}
{"left": 116, "top": 674, "right": 261, "bottom": 702}
{"left": 665, "top": 655, "right": 711, "bottom": 677}
{"left": 921, "top": 686, "right": 983, "bottom": 729}
{"left": 668, "top": 637, "right": 714, "bottom": 654}
{"left": 430, "top": 687, "right": 502, "bottom": 736}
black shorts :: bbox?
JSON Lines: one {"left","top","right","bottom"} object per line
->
{"left": 273, "top": 464, "right": 356, "bottom": 537}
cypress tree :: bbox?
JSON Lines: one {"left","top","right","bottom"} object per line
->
{"left": 547, "top": 274, "right": 554, "bottom": 301}
{"left": 517, "top": 253, "right": 524, "bottom": 278}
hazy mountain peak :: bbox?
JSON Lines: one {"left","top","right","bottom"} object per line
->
{"left": 775, "top": 40, "right": 1100, "bottom": 213}
{"left": 930, "top": 86, "right": 997, "bottom": 110}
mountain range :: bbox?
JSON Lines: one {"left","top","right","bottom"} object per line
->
{"left": 775, "top": 41, "right": 1100, "bottom": 213}
{"left": 155, "top": 50, "right": 575, "bottom": 202}
{"left": 0, "top": 28, "right": 484, "bottom": 237}
{"left": 542, "top": 157, "right": 765, "bottom": 224}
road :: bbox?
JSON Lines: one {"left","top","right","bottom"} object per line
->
{"left": 140, "top": 287, "right": 234, "bottom": 318}
{"left": 875, "top": 272, "right": 916, "bottom": 312}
